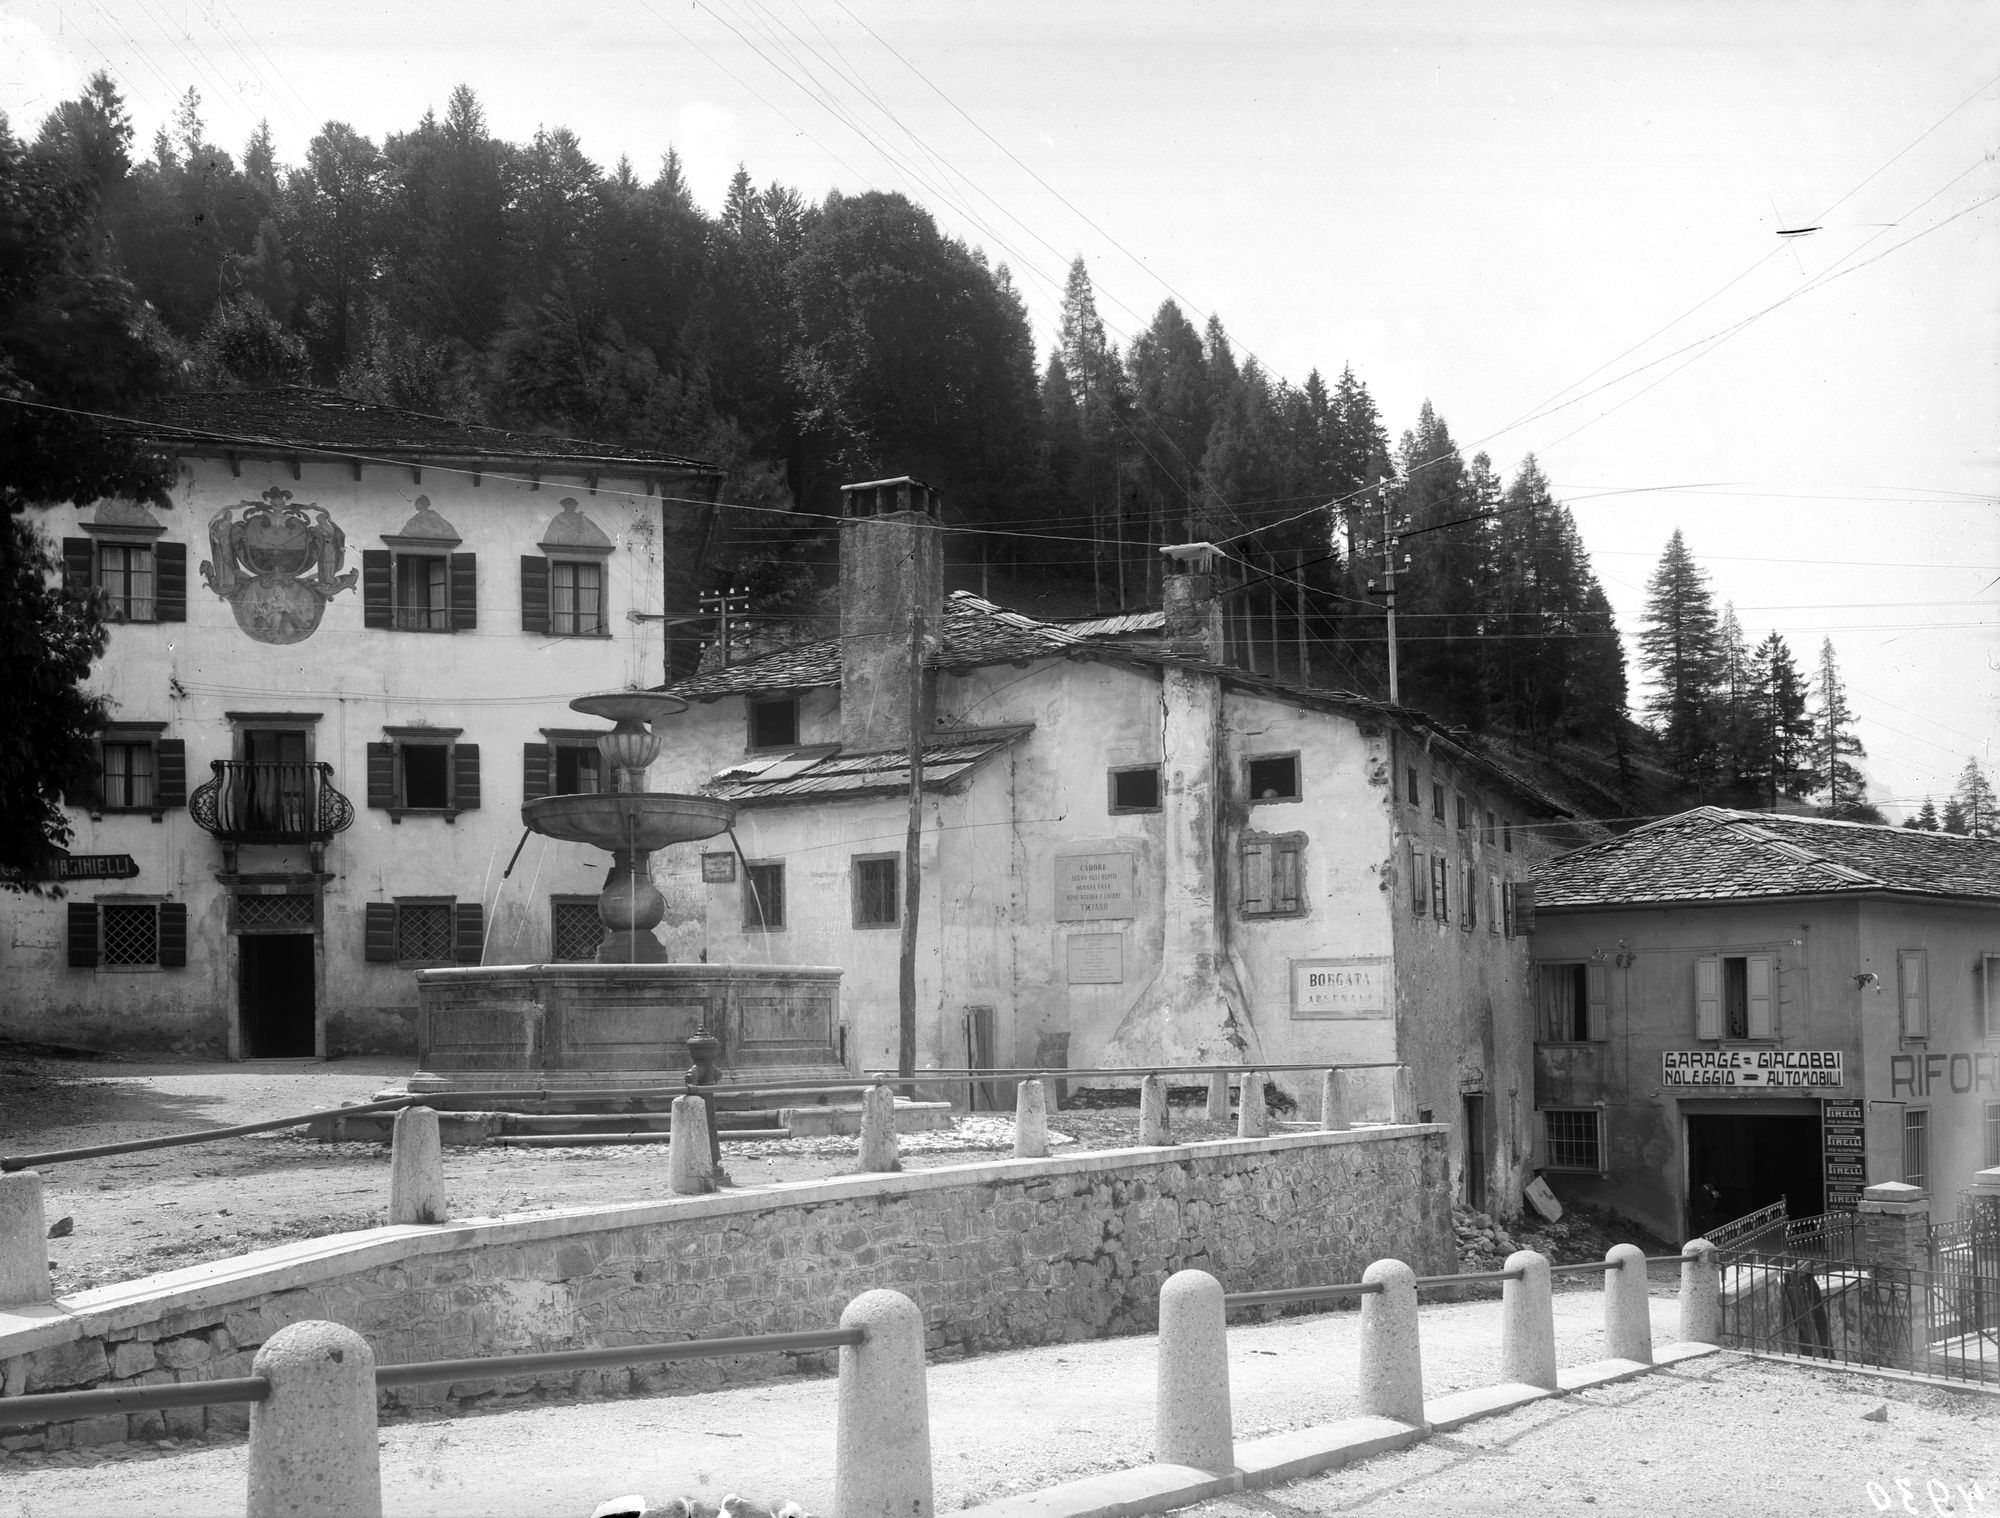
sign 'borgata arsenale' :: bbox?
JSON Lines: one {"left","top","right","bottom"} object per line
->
{"left": 1662, "top": 1050, "right": 1845, "bottom": 1089}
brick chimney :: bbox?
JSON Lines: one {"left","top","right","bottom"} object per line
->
{"left": 1161, "top": 542, "right": 1224, "bottom": 663}
{"left": 839, "top": 476, "right": 944, "bottom": 750}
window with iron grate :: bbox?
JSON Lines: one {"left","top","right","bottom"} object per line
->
{"left": 744, "top": 862, "right": 786, "bottom": 930}
{"left": 1903, "top": 1109, "right": 1929, "bottom": 1189}
{"left": 236, "top": 894, "right": 314, "bottom": 930}
{"left": 396, "top": 903, "right": 454, "bottom": 963}
{"left": 551, "top": 899, "right": 604, "bottom": 962}
{"left": 1543, "top": 1109, "right": 1601, "bottom": 1171}
{"left": 853, "top": 854, "right": 898, "bottom": 928}
{"left": 101, "top": 904, "right": 159, "bottom": 965}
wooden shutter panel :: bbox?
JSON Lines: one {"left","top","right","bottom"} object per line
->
{"left": 520, "top": 556, "right": 550, "bottom": 634}
{"left": 1271, "top": 841, "right": 1301, "bottom": 914}
{"left": 62, "top": 538, "right": 95, "bottom": 603}
{"left": 1241, "top": 840, "right": 1272, "bottom": 915}
{"left": 1585, "top": 962, "right": 1609, "bottom": 1041}
{"left": 452, "top": 743, "right": 481, "bottom": 810}
{"left": 1899, "top": 950, "right": 1927, "bottom": 1038}
{"left": 1409, "top": 844, "right": 1427, "bottom": 916}
{"left": 362, "top": 550, "right": 392, "bottom": 628}
{"left": 155, "top": 739, "right": 187, "bottom": 808}
{"left": 1511, "top": 880, "right": 1536, "bottom": 935}
{"left": 1695, "top": 955, "right": 1723, "bottom": 1039}
{"left": 449, "top": 552, "right": 478, "bottom": 631}
{"left": 1431, "top": 856, "right": 1449, "bottom": 921}
{"left": 154, "top": 542, "right": 187, "bottom": 622}
{"left": 1746, "top": 954, "right": 1775, "bottom": 1038}
{"left": 67, "top": 902, "right": 98, "bottom": 968}
{"left": 1462, "top": 865, "right": 1476, "bottom": 930}
{"left": 1503, "top": 879, "right": 1515, "bottom": 938}
{"left": 158, "top": 902, "right": 188, "bottom": 968}
{"left": 523, "top": 742, "right": 552, "bottom": 802}
{"left": 364, "top": 902, "right": 397, "bottom": 962}
{"left": 453, "top": 901, "right": 484, "bottom": 964}
{"left": 366, "top": 742, "right": 395, "bottom": 808}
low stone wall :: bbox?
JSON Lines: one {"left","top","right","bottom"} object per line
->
{"left": 0, "top": 1125, "right": 1451, "bottom": 1451}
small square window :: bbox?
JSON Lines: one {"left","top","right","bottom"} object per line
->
{"left": 101, "top": 903, "right": 161, "bottom": 965}
{"left": 551, "top": 898, "right": 604, "bottom": 962}
{"left": 395, "top": 902, "right": 455, "bottom": 963}
{"left": 1544, "top": 1109, "right": 1602, "bottom": 1172}
{"left": 853, "top": 854, "right": 899, "bottom": 928}
{"left": 1431, "top": 782, "right": 1445, "bottom": 823}
{"left": 1247, "top": 754, "right": 1299, "bottom": 803}
{"left": 749, "top": 698, "right": 800, "bottom": 750}
{"left": 1241, "top": 835, "right": 1303, "bottom": 917}
{"left": 1109, "top": 765, "right": 1161, "bottom": 813}
{"left": 744, "top": 862, "right": 786, "bottom": 929}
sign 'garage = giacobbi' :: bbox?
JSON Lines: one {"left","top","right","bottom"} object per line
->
{"left": 1661, "top": 1049, "right": 1846, "bottom": 1089}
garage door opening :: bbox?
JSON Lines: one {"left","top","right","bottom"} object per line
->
{"left": 1684, "top": 1111, "right": 1823, "bottom": 1237}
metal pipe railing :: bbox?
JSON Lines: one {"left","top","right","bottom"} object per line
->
{"left": 864, "top": 1062, "right": 1408, "bottom": 1080}
{"left": 0, "top": 1095, "right": 421, "bottom": 1171}
{"left": 1223, "top": 1281, "right": 1383, "bottom": 1308}
{"left": 0, "top": 1376, "right": 271, "bottom": 1428}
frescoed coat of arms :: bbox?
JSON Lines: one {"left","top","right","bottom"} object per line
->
{"left": 199, "top": 487, "right": 358, "bottom": 644}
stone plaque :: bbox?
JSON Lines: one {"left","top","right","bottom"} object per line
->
{"left": 1291, "top": 957, "right": 1391, "bottom": 1019}
{"left": 701, "top": 852, "right": 736, "bottom": 883}
{"left": 1065, "top": 933, "right": 1124, "bottom": 985}
{"left": 1054, "top": 853, "right": 1136, "bottom": 921}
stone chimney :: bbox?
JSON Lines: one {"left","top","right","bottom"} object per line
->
{"left": 1161, "top": 542, "right": 1224, "bottom": 663}
{"left": 839, "top": 476, "right": 944, "bottom": 750}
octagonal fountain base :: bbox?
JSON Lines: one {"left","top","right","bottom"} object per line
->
{"left": 406, "top": 962, "right": 846, "bottom": 1093}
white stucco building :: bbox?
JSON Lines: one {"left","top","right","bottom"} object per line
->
{"left": 653, "top": 479, "right": 1568, "bottom": 1215}
{"left": 5, "top": 387, "right": 721, "bottom": 1058}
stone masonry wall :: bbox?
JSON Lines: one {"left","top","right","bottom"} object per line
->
{"left": 0, "top": 1127, "right": 1451, "bottom": 1451}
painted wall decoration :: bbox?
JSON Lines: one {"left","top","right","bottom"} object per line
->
{"left": 200, "top": 487, "right": 358, "bottom": 643}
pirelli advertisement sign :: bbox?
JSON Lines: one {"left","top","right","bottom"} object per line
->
{"left": 1661, "top": 1049, "right": 1846, "bottom": 1090}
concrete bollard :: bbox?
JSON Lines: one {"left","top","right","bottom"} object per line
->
{"left": 0, "top": 1170, "right": 52, "bottom": 1306}
{"left": 387, "top": 1106, "right": 447, "bottom": 1225}
{"left": 1205, "top": 1071, "right": 1231, "bottom": 1123}
{"left": 1679, "top": 1237, "right": 1721, "bottom": 1345}
{"left": 1319, "top": 1068, "right": 1350, "bottom": 1132}
{"left": 1603, "top": 1243, "right": 1653, "bottom": 1363}
{"left": 1358, "top": 1258, "right": 1424, "bottom": 1424}
{"left": 1500, "top": 1249, "right": 1557, "bottom": 1389}
{"left": 1139, "top": 1074, "right": 1171, "bottom": 1145}
{"left": 1236, "top": 1072, "right": 1268, "bottom": 1138}
{"left": 1391, "top": 1065, "right": 1417, "bottom": 1124}
{"left": 1155, "top": 1269, "right": 1233, "bottom": 1473}
{"left": 246, "top": 1320, "right": 382, "bottom": 1518}
{"left": 667, "top": 1094, "right": 716, "bottom": 1194}
{"left": 835, "top": 1289, "right": 934, "bottom": 1518}
{"left": 858, "top": 1083, "right": 902, "bottom": 1172}
{"left": 1013, "top": 1078, "right": 1049, "bottom": 1159}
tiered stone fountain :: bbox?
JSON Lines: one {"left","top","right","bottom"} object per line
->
{"left": 409, "top": 691, "right": 843, "bottom": 1093}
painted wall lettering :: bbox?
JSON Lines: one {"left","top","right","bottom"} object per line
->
{"left": 1889, "top": 1050, "right": 1998, "bottom": 1098}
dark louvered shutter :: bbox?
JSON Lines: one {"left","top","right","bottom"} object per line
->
{"left": 158, "top": 902, "right": 188, "bottom": 967}
{"left": 154, "top": 542, "right": 187, "bottom": 622}
{"left": 62, "top": 539, "right": 96, "bottom": 603}
{"left": 67, "top": 903, "right": 98, "bottom": 968}
{"left": 366, "top": 742, "right": 396, "bottom": 808}
{"left": 453, "top": 901, "right": 484, "bottom": 964}
{"left": 364, "top": 902, "right": 397, "bottom": 962}
{"left": 452, "top": 744, "right": 480, "bottom": 811}
{"left": 520, "top": 556, "right": 549, "bottom": 633}
{"left": 155, "top": 739, "right": 187, "bottom": 808}
{"left": 523, "top": 742, "right": 552, "bottom": 802}
{"left": 1511, "top": 880, "right": 1537, "bottom": 936}
{"left": 449, "top": 552, "right": 477, "bottom": 631}
{"left": 362, "top": 550, "right": 392, "bottom": 629}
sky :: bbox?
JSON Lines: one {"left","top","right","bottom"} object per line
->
{"left": 4, "top": 0, "right": 1996, "bottom": 820}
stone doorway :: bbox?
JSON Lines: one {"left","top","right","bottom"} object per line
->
{"left": 240, "top": 932, "right": 316, "bottom": 1057}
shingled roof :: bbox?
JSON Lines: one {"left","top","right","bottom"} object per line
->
{"left": 704, "top": 726, "right": 1032, "bottom": 807}
{"left": 1534, "top": 807, "right": 2000, "bottom": 908}
{"left": 122, "top": 388, "right": 721, "bottom": 476}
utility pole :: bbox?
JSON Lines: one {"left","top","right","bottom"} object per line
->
{"left": 898, "top": 606, "right": 925, "bottom": 1081}
{"left": 1365, "top": 486, "right": 1409, "bottom": 703}
{"left": 697, "top": 586, "right": 750, "bottom": 665}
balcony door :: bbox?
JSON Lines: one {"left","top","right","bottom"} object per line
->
{"left": 243, "top": 728, "right": 310, "bottom": 834}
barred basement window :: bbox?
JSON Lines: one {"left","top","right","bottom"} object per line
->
{"left": 1903, "top": 1109, "right": 1929, "bottom": 1189}
{"left": 101, "top": 903, "right": 160, "bottom": 965}
{"left": 551, "top": 898, "right": 604, "bottom": 962}
{"left": 1543, "top": 1109, "right": 1602, "bottom": 1172}
{"left": 397, "top": 903, "right": 453, "bottom": 962}
{"left": 67, "top": 900, "right": 187, "bottom": 969}
{"left": 362, "top": 899, "right": 482, "bottom": 966}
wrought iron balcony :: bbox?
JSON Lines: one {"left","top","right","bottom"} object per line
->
{"left": 190, "top": 761, "right": 354, "bottom": 845}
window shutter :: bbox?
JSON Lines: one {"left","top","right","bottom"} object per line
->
{"left": 1899, "top": 950, "right": 1927, "bottom": 1039}
{"left": 1462, "top": 865, "right": 1476, "bottom": 930}
{"left": 523, "top": 742, "right": 552, "bottom": 802}
{"left": 155, "top": 542, "right": 187, "bottom": 622}
{"left": 366, "top": 742, "right": 396, "bottom": 808}
{"left": 62, "top": 539, "right": 95, "bottom": 602}
{"left": 1241, "top": 840, "right": 1272, "bottom": 915}
{"left": 1272, "top": 841, "right": 1301, "bottom": 914}
{"left": 520, "top": 556, "right": 550, "bottom": 634}
{"left": 158, "top": 902, "right": 188, "bottom": 968}
{"left": 362, "top": 550, "right": 392, "bottom": 629}
{"left": 155, "top": 739, "right": 187, "bottom": 808}
{"left": 1982, "top": 954, "right": 2000, "bottom": 1039}
{"left": 1489, "top": 874, "right": 1502, "bottom": 935}
{"left": 1512, "top": 880, "right": 1536, "bottom": 935}
{"left": 1746, "top": 954, "right": 1775, "bottom": 1038}
{"left": 364, "top": 902, "right": 397, "bottom": 962}
{"left": 1695, "top": 955, "right": 1722, "bottom": 1039}
{"left": 452, "top": 743, "right": 481, "bottom": 810}
{"left": 1585, "top": 962, "right": 1609, "bottom": 1041}
{"left": 1432, "top": 856, "right": 1449, "bottom": 921}
{"left": 1503, "top": 879, "right": 1515, "bottom": 938}
{"left": 453, "top": 901, "right": 484, "bottom": 964}
{"left": 1409, "top": 843, "right": 1427, "bottom": 916}
{"left": 67, "top": 902, "right": 99, "bottom": 968}
{"left": 449, "top": 552, "right": 478, "bottom": 631}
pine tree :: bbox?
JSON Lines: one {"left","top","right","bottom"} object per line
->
{"left": 1904, "top": 797, "right": 1940, "bottom": 831}
{"left": 1637, "top": 531, "right": 1721, "bottom": 781}
{"left": 1713, "top": 603, "right": 1758, "bottom": 799}
{"left": 1942, "top": 795, "right": 1970, "bottom": 834}
{"left": 1954, "top": 758, "right": 1998, "bottom": 839}
{"left": 1810, "top": 639, "right": 1868, "bottom": 816}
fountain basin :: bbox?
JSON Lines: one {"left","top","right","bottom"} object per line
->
{"left": 522, "top": 793, "right": 737, "bottom": 853}
{"left": 410, "top": 962, "right": 844, "bottom": 1092}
